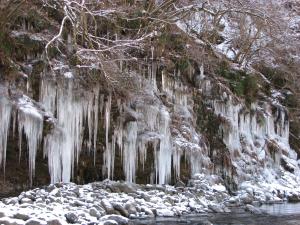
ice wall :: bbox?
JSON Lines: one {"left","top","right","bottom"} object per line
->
{"left": 0, "top": 65, "right": 294, "bottom": 186}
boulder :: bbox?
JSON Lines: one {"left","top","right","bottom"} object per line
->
{"left": 89, "top": 208, "right": 101, "bottom": 218}
{"left": 112, "top": 203, "right": 129, "bottom": 217}
{"left": 25, "top": 219, "right": 46, "bottom": 225}
{"left": 49, "top": 189, "right": 61, "bottom": 198}
{"left": 6, "top": 198, "right": 19, "bottom": 205}
{"left": 46, "top": 185, "right": 56, "bottom": 193}
{"left": 141, "top": 207, "right": 154, "bottom": 217}
{"left": 101, "top": 200, "right": 115, "bottom": 214}
{"left": 73, "top": 200, "right": 86, "bottom": 207}
{"left": 155, "top": 208, "right": 174, "bottom": 217}
{"left": 13, "top": 213, "right": 30, "bottom": 221}
{"left": 125, "top": 203, "right": 137, "bottom": 215}
{"left": 20, "top": 198, "right": 33, "bottom": 204}
{"left": 100, "top": 215, "right": 128, "bottom": 225}
{"left": 101, "top": 220, "right": 118, "bottom": 225}
{"left": 106, "top": 182, "right": 137, "bottom": 194}
{"left": 46, "top": 218, "right": 68, "bottom": 225}
{"left": 0, "top": 209, "right": 7, "bottom": 218}
{"left": 240, "top": 193, "right": 253, "bottom": 204}
{"left": 64, "top": 213, "right": 78, "bottom": 224}
{"left": 175, "top": 180, "right": 185, "bottom": 188}
{"left": 245, "top": 204, "right": 262, "bottom": 214}
{"left": 208, "top": 204, "right": 224, "bottom": 213}
{"left": 288, "top": 193, "right": 300, "bottom": 202}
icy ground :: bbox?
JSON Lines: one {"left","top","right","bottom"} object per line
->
{"left": 1, "top": 174, "right": 300, "bottom": 225}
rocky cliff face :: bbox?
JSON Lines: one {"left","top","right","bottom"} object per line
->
{"left": 0, "top": 0, "right": 300, "bottom": 199}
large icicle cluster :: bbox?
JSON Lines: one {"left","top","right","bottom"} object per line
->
{"left": 161, "top": 70, "right": 211, "bottom": 177}
{"left": 0, "top": 61, "right": 296, "bottom": 187}
{"left": 37, "top": 61, "right": 211, "bottom": 184}
{"left": 0, "top": 85, "right": 45, "bottom": 183}
{"left": 212, "top": 95, "right": 290, "bottom": 153}
{"left": 211, "top": 92, "right": 295, "bottom": 182}
{"left": 18, "top": 96, "right": 44, "bottom": 185}
{"left": 41, "top": 78, "right": 100, "bottom": 183}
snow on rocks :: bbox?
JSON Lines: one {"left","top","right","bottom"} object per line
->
{"left": 0, "top": 177, "right": 231, "bottom": 224}
{"left": 1, "top": 175, "right": 300, "bottom": 225}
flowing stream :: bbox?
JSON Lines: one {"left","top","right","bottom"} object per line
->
{"left": 132, "top": 203, "right": 300, "bottom": 225}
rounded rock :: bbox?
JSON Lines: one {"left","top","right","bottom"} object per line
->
{"left": 89, "top": 208, "right": 101, "bottom": 218}
{"left": 64, "top": 213, "right": 78, "bottom": 224}
{"left": 25, "top": 218, "right": 46, "bottom": 225}
{"left": 99, "top": 215, "right": 128, "bottom": 225}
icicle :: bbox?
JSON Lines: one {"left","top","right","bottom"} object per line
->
{"left": 116, "top": 118, "right": 123, "bottom": 159}
{"left": 148, "top": 63, "right": 157, "bottom": 90}
{"left": 157, "top": 108, "right": 172, "bottom": 184}
{"left": 41, "top": 78, "right": 98, "bottom": 183}
{"left": 86, "top": 90, "right": 95, "bottom": 151}
{"left": 266, "top": 110, "right": 275, "bottom": 138}
{"left": 100, "top": 94, "right": 104, "bottom": 117}
{"left": 44, "top": 129, "right": 63, "bottom": 183}
{"left": 18, "top": 101, "right": 43, "bottom": 185}
{"left": 40, "top": 79, "right": 57, "bottom": 114}
{"left": 12, "top": 110, "right": 17, "bottom": 138}
{"left": 123, "top": 121, "right": 138, "bottom": 183}
{"left": 138, "top": 105, "right": 159, "bottom": 131}
{"left": 93, "top": 86, "right": 100, "bottom": 165}
{"left": 200, "top": 63, "right": 205, "bottom": 79}
{"left": 120, "top": 59, "right": 123, "bottom": 72}
{"left": 56, "top": 80, "right": 87, "bottom": 181}
{"left": 138, "top": 140, "right": 148, "bottom": 170}
{"left": 0, "top": 97, "right": 12, "bottom": 173}
{"left": 172, "top": 148, "right": 181, "bottom": 180}
{"left": 212, "top": 99, "right": 241, "bottom": 152}
{"left": 151, "top": 46, "right": 154, "bottom": 60}
{"left": 67, "top": 34, "right": 73, "bottom": 53}
{"left": 104, "top": 94, "right": 113, "bottom": 179}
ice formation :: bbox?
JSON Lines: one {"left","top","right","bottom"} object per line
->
{"left": 41, "top": 78, "right": 100, "bottom": 182}
{"left": 210, "top": 92, "right": 294, "bottom": 183}
{"left": 0, "top": 62, "right": 296, "bottom": 187}
{"left": 0, "top": 95, "right": 12, "bottom": 173}
{"left": 123, "top": 121, "right": 138, "bottom": 183}
{"left": 18, "top": 96, "right": 44, "bottom": 185}
{"left": 103, "top": 94, "right": 113, "bottom": 179}
{"left": 212, "top": 96, "right": 290, "bottom": 154}
{"left": 43, "top": 63, "right": 207, "bottom": 184}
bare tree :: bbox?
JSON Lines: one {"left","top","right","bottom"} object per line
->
{"left": 42, "top": 0, "right": 198, "bottom": 84}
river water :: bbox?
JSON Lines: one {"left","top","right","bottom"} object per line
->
{"left": 133, "top": 203, "right": 300, "bottom": 225}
